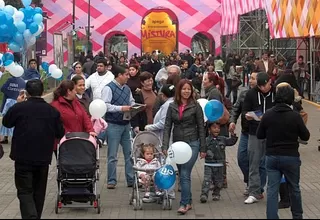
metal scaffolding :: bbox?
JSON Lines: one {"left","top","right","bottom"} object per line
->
{"left": 221, "top": 9, "right": 299, "bottom": 60}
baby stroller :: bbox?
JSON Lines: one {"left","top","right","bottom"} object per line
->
{"left": 55, "top": 132, "right": 101, "bottom": 214}
{"left": 129, "top": 131, "right": 173, "bottom": 210}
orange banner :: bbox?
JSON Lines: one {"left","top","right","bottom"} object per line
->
{"left": 141, "top": 11, "right": 177, "bottom": 55}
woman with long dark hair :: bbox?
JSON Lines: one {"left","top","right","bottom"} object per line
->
{"left": 162, "top": 79, "right": 206, "bottom": 214}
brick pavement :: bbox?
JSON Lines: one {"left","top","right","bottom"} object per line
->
{"left": 1, "top": 94, "right": 320, "bottom": 219}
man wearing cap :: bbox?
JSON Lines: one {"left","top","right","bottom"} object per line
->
{"left": 242, "top": 72, "right": 275, "bottom": 204}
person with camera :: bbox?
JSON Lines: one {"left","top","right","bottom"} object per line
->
{"left": 2, "top": 79, "right": 65, "bottom": 219}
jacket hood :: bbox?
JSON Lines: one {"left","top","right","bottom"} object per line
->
{"left": 273, "top": 103, "right": 293, "bottom": 112}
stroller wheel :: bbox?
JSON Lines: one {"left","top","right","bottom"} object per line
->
{"left": 55, "top": 195, "right": 61, "bottom": 214}
{"left": 96, "top": 198, "right": 101, "bottom": 214}
{"left": 139, "top": 199, "right": 143, "bottom": 210}
{"left": 168, "top": 199, "right": 172, "bottom": 210}
{"left": 162, "top": 199, "right": 167, "bottom": 210}
{"left": 132, "top": 199, "right": 138, "bottom": 210}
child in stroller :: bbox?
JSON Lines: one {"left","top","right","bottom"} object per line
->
{"left": 130, "top": 131, "right": 173, "bottom": 210}
{"left": 136, "top": 143, "right": 162, "bottom": 203}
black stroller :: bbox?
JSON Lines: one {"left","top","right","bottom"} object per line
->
{"left": 55, "top": 132, "right": 101, "bottom": 214}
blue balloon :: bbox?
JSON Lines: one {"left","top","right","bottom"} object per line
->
{"left": 15, "top": 21, "right": 26, "bottom": 33}
{"left": 8, "top": 41, "right": 21, "bottom": 52}
{"left": 2, "top": 52, "right": 14, "bottom": 63}
{"left": 0, "top": 11, "right": 7, "bottom": 24}
{"left": 41, "top": 62, "right": 49, "bottom": 73}
{"left": 154, "top": 164, "right": 176, "bottom": 190}
{"left": 34, "top": 7, "right": 43, "bottom": 15}
{"left": 14, "top": 32, "right": 24, "bottom": 45}
{"left": 22, "top": 0, "right": 32, "bottom": 7}
{"left": 33, "top": 13, "right": 43, "bottom": 25}
{"left": 29, "top": 22, "right": 39, "bottom": 34}
{"left": 3, "top": 60, "right": 13, "bottom": 67}
{"left": 0, "top": 24, "right": 9, "bottom": 36}
{"left": 204, "top": 100, "right": 224, "bottom": 122}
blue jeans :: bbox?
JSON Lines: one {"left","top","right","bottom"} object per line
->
{"left": 237, "top": 133, "right": 249, "bottom": 184}
{"left": 106, "top": 123, "right": 134, "bottom": 186}
{"left": 176, "top": 140, "right": 199, "bottom": 206}
{"left": 266, "top": 155, "right": 303, "bottom": 219}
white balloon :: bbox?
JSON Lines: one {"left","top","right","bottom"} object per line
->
{"left": 26, "top": 36, "right": 36, "bottom": 48}
{"left": 51, "top": 68, "right": 62, "bottom": 79}
{"left": 197, "top": 98, "right": 208, "bottom": 122}
{"left": 0, "top": 0, "right": 5, "bottom": 9}
{"left": 89, "top": 99, "right": 107, "bottom": 119}
{"left": 0, "top": 53, "right": 3, "bottom": 61}
{"left": 168, "top": 141, "right": 192, "bottom": 164}
{"left": 5, "top": 62, "right": 16, "bottom": 74}
{"left": 11, "top": 65, "right": 24, "bottom": 77}
{"left": 23, "top": 29, "right": 32, "bottom": 43}
{"left": 48, "top": 64, "right": 58, "bottom": 74}
{"left": 33, "top": 23, "right": 44, "bottom": 37}
{"left": 13, "top": 11, "right": 24, "bottom": 23}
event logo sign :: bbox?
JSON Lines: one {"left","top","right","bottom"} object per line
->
{"left": 141, "top": 11, "right": 177, "bottom": 55}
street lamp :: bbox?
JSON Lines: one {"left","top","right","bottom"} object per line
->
{"left": 87, "top": 0, "right": 91, "bottom": 53}
{"left": 72, "top": 0, "right": 76, "bottom": 62}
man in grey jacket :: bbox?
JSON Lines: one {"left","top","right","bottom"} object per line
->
{"left": 229, "top": 72, "right": 257, "bottom": 196}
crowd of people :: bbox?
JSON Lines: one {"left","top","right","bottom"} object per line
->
{"left": 0, "top": 48, "right": 314, "bottom": 219}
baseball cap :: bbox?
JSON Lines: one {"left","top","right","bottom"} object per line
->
{"left": 257, "top": 72, "right": 270, "bottom": 86}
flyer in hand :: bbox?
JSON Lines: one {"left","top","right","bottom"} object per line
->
{"left": 123, "top": 103, "right": 146, "bottom": 120}
{"left": 246, "top": 110, "right": 263, "bottom": 121}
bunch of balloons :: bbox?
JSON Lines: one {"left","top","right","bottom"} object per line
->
{"left": 0, "top": 52, "right": 24, "bottom": 77}
{"left": 0, "top": 0, "right": 44, "bottom": 52}
{"left": 41, "top": 62, "right": 63, "bottom": 80}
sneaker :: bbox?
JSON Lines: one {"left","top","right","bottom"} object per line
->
{"left": 107, "top": 184, "right": 116, "bottom": 189}
{"left": 144, "top": 192, "right": 150, "bottom": 198}
{"left": 212, "top": 195, "right": 221, "bottom": 201}
{"left": 155, "top": 191, "right": 163, "bottom": 196}
{"left": 200, "top": 195, "right": 208, "bottom": 203}
{"left": 244, "top": 195, "right": 258, "bottom": 204}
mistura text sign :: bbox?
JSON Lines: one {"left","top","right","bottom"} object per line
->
{"left": 141, "top": 11, "right": 177, "bottom": 55}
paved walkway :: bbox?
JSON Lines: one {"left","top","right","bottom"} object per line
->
{"left": 1, "top": 95, "right": 320, "bottom": 219}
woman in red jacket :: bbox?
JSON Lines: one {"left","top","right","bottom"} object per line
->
{"left": 51, "top": 80, "right": 96, "bottom": 157}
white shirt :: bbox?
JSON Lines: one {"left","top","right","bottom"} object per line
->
{"left": 263, "top": 59, "right": 269, "bottom": 73}
{"left": 85, "top": 71, "right": 114, "bottom": 100}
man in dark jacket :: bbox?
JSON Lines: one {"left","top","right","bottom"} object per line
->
{"left": 256, "top": 85, "right": 309, "bottom": 219}
{"left": 229, "top": 72, "right": 258, "bottom": 196}
{"left": 243, "top": 72, "right": 275, "bottom": 204}
{"left": 2, "top": 79, "right": 65, "bottom": 219}
{"left": 22, "top": 59, "right": 41, "bottom": 81}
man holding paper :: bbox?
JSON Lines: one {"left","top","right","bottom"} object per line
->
{"left": 242, "top": 72, "right": 275, "bottom": 204}
{"left": 101, "top": 65, "right": 135, "bottom": 189}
